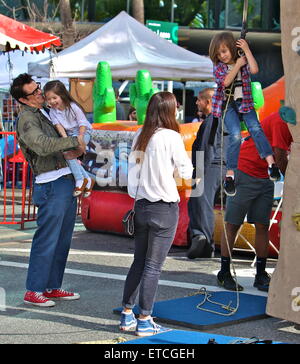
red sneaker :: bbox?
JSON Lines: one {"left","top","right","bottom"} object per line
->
{"left": 43, "top": 289, "right": 80, "bottom": 301}
{"left": 24, "top": 291, "right": 56, "bottom": 307}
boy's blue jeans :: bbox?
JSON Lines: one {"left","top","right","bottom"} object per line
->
{"left": 224, "top": 101, "right": 273, "bottom": 170}
{"left": 26, "top": 175, "right": 77, "bottom": 292}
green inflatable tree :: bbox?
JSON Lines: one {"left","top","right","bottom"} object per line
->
{"left": 93, "top": 61, "right": 116, "bottom": 123}
{"left": 129, "top": 70, "right": 159, "bottom": 125}
{"left": 241, "top": 81, "right": 265, "bottom": 131}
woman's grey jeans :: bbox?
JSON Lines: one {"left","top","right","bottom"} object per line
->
{"left": 122, "top": 198, "right": 179, "bottom": 316}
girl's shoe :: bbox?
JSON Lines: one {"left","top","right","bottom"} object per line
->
{"left": 73, "top": 178, "right": 88, "bottom": 197}
{"left": 83, "top": 178, "right": 95, "bottom": 198}
{"left": 119, "top": 311, "right": 137, "bottom": 331}
{"left": 268, "top": 164, "right": 281, "bottom": 181}
{"left": 223, "top": 176, "right": 236, "bottom": 197}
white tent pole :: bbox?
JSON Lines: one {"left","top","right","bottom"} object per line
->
{"left": 167, "top": 80, "right": 173, "bottom": 93}
{"left": 119, "top": 80, "right": 129, "bottom": 96}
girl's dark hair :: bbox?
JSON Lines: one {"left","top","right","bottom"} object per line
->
{"left": 43, "top": 80, "right": 85, "bottom": 116}
{"left": 134, "top": 91, "right": 179, "bottom": 153}
{"left": 209, "top": 32, "right": 238, "bottom": 65}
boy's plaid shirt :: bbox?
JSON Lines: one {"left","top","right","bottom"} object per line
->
{"left": 212, "top": 62, "right": 254, "bottom": 118}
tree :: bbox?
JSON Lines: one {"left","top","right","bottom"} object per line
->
{"left": 59, "top": 0, "right": 75, "bottom": 48}
{"left": 132, "top": 0, "right": 144, "bottom": 24}
{"left": 266, "top": 0, "right": 300, "bottom": 325}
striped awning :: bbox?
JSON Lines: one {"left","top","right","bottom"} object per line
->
{"left": 0, "top": 14, "right": 61, "bottom": 52}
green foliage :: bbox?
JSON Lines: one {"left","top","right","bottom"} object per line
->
{"left": 189, "top": 0, "right": 209, "bottom": 28}
{"left": 72, "top": 0, "right": 206, "bottom": 26}
{"left": 72, "top": 0, "right": 127, "bottom": 22}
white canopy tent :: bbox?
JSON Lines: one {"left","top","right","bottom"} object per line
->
{"left": 28, "top": 11, "right": 213, "bottom": 81}
{"left": 0, "top": 50, "right": 68, "bottom": 91}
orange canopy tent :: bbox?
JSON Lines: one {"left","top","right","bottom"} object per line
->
{"left": 0, "top": 14, "right": 61, "bottom": 52}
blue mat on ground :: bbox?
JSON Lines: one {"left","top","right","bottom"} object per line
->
{"left": 123, "top": 330, "right": 280, "bottom": 345}
{"left": 113, "top": 291, "right": 268, "bottom": 330}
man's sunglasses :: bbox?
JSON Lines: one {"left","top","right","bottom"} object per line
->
{"left": 25, "top": 82, "right": 41, "bottom": 97}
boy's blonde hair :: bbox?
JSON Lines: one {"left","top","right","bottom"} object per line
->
{"left": 209, "top": 32, "right": 238, "bottom": 65}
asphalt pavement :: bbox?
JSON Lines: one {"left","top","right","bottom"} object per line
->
{"left": 0, "top": 219, "right": 299, "bottom": 345}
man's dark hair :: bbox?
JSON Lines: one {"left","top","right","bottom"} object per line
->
{"left": 10, "top": 73, "right": 34, "bottom": 105}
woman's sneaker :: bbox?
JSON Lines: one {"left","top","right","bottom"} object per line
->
{"left": 24, "top": 291, "right": 56, "bottom": 307}
{"left": 135, "top": 317, "right": 172, "bottom": 337}
{"left": 43, "top": 289, "right": 80, "bottom": 301}
{"left": 119, "top": 311, "right": 137, "bottom": 331}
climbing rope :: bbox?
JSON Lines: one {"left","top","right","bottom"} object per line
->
{"left": 195, "top": 82, "right": 241, "bottom": 317}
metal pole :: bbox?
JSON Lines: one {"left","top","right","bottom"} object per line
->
{"left": 127, "top": 0, "right": 130, "bottom": 13}
{"left": 81, "top": 0, "right": 85, "bottom": 21}
{"left": 171, "top": 0, "right": 174, "bottom": 22}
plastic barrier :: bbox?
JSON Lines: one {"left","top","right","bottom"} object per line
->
{"left": 0, "top": 132, "right": 36, "bottom": 228}
{"left": 81, "top": 121, "right": 199, "bottom": 246}
{"left": 258, "top": 77, "right": 285, "bottom": 121}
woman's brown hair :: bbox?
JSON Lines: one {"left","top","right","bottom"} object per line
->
{"left": 134, "top": 91, "right": 179, "bottom": 152}
{"left": 209, "top": 31, "right": 238, "bottom": 65}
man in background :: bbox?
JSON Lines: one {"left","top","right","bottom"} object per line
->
{"left": 187, "top": 88, "right": 227, "bottom": 258}
{"left": 217, "top": 112, "right": 293, "bottom": 292}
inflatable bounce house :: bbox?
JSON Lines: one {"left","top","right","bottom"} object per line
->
{"left": 81, "top": 61, "right": 285, "bottom": 257}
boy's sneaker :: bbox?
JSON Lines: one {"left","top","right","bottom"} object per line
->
{"left": 43, "top": 289, "right": 80, "bottom": 301}
{"left": 268, "top": 164, "right": 281, "bottom": 181}
{"left": 119, "top": 311, "right": 137, "bottom": 331}
{"left": 217, "top": 271, "right": 244, "bottom": 292}
{"left": 24, "top": 291, "right": 56, "bottom": 307}
{"left": 223, "top": 177, "right": 236, "bottom": 197}
{"left": 253, "top": 271, "right": 271, "bottom": 292}
{"left": 135, "top": 317, "right": 172, "bottom": 337}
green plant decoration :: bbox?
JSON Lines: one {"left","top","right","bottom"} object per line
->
{"left": 93, "top": 61, "right": 116, "bottom": 123}
{"left": 129, "top": 70, "right": 159, "bottom": 125}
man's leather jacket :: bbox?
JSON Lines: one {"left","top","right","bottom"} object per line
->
{"left": 16, "top": 105, "right": 79, "bottom": 176}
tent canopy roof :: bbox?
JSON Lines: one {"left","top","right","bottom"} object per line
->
{"left": 0, "top": 14, "right": 61, "bottom": 52}
{"left": 0, "top": 50, "right": 68, "bottom": 91}
{"left": 28, "top": 11, "right": 213, "bottom": 82}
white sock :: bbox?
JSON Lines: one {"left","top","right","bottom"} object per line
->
{"left": 75, "top": 179, "right": 84, "bottom": 188}
{"left": 138, "top": 316, "right": 151, "bottom": 321}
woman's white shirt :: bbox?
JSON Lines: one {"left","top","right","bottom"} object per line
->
{"left": 128, "top": 128, "right": 193, "bottom": 203}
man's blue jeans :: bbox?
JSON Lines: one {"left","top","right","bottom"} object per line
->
{"left": 224, "top": 102, "right": 273, "bottom": 170}
{"left": 26, "top": 175, "right": 77, "bottom": 292}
